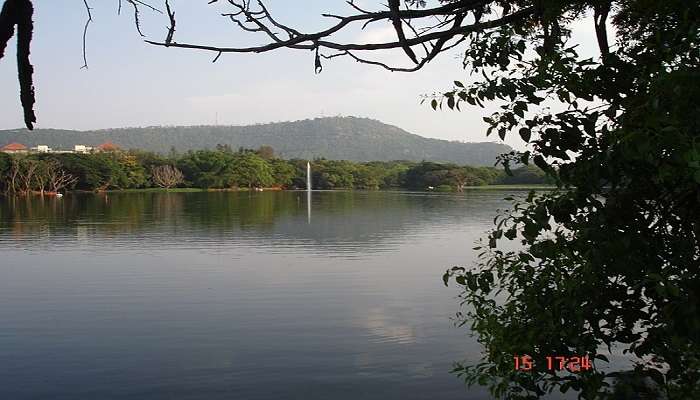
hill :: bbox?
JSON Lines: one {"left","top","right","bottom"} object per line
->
{"left": 0, "top": 117, "right": 510, "bottom": 165}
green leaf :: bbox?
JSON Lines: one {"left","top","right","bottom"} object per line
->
{"left": 519, "top": 128, "right": 531, "bottom": 142}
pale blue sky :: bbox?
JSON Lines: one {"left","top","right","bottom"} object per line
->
{"left": 0, "top": 1, "right": 603, "bottom": 150}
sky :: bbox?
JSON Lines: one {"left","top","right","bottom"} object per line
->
{"left": 0, "top": 1, "right": 604, "bottom": 150}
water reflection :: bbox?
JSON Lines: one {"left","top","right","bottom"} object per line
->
{"left": 0, "top": 191, "right": 506, "bottom": 256}
{"left": 0, "top": 191, "right": 511, "bottom": 400}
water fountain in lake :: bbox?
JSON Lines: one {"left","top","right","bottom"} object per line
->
{"left": 307, "top": 161, "right": 312, "bottom": 224}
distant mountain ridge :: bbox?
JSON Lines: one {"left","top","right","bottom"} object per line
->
{"left": 0, "top": 117, "right": 510, "bottom": 166}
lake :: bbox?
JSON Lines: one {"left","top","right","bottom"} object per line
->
{"left": 0, "top": 190, "right": 516, "bottom": 400}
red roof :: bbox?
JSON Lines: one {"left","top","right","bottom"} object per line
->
{"left": 96, "top": 142, "right": 120, "bottom": 151}
{"left": 1, "top": 143, "right": 27, "bottom": 151}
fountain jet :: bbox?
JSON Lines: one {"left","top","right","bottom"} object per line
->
{"left": 307, "top": 161, "right": 311, "bottom": 224}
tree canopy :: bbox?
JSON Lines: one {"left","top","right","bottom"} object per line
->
{"left": 0, "top": 147, "right": 539, "bottom": 193}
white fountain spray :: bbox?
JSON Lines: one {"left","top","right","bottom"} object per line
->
{"left": 307, "top": 162, "right": 312, "bottom": 192}
{"left": 306, "top": 161, "right": 312, "bottom": 224}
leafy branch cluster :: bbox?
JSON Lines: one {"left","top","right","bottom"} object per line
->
{"left": 437, "top": 0, "right": 700, "bottom": 398}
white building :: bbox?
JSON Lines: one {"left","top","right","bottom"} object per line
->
{"left": 32, "top": 145, "right": 52, "bottom": 153}
{"left": 74, "top": 145, "right": 93, "bottom": 154}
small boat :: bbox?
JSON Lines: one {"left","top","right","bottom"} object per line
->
{"left": 56, "top": 193, "right": 64, "bottom": 198}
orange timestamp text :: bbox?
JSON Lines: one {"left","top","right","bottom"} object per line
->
{"left": 513, "top": 355, "right": 592, "bottom": 372}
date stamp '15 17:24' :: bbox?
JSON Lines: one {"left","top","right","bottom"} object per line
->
{"left": 513, "top": 355, "right": 593, "bottom": 372}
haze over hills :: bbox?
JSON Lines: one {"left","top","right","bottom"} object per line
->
{"left": 0, "top": 117, "right": 510, "bottom": 166}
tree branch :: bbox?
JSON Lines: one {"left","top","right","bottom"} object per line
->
{"left": 81, "top": 0, "right": 92, "bottom": 69}
{"left": 594, "top": 2, "right": 611, "bottom": 59}
{"left": 145, "top": 3, "right": 535, "bottom": 72}
{"left": 0, "top": 0, "right": 36, "bottom": 130}
{"left": 164, "top": 0, "right": 174, "bottom": 45}
{"left": 388, "top": 0, "right": 418, "bottom": 64}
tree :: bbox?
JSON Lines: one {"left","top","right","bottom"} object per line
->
{"left": 497, "top": 165, "right": 549, "bottom": 185}
{"left": 314, "top": 160, "right": 356, "bottom": 189}
{"left": 56, "top": 153, "right": 129, "bottom": 191}
{"left": 429, "top": 2, "right": 698, "bottom": 398}
{"left": 447, "top": 167, "right": 479, "bottom": 191}
{"left": 0, "top": 152, "right": 11, "bottom": 192}
{"left": 216, "top": 143, "right": 233, "bottom": 153}
{"left": 230, "top": 152, "right": 274, "bottom": 189}
{"left": 33, "top": 158, "right": 49, "bottom": 195}
{"left": 378, "top": 161, "right": 411, "bottom": 189}
{"left": 352, "top": 164, "right": 382, "bottom": 190}
{"left": 269, "top": 158, "right": 297, "bottom": 188}
{"left": 37, "top": 160, "right": 77, "bottom": 193}
{"left": 256, "top": 145, "right": 275, "bottom": 160}
{"left": 403, "top": 162, "right": 448, "bottom": 190}
{"left": 117, "top": 152, "right": 147, "bottom": 188}
{"left": 139, "top": 1, "right": 697, "bottom": 397}
{"left": 14, "top": 157, "right": 38, "bottom": 194}
{"left": 55, "top": 154, "right": 106, "bottom": 191}
{"left": 151, "top": 164, "right": 184, "bottom": 189}
{"left": 48, "top": 167, "right": 76, "bottom": 193}
{"left": 178, "top": 150, "right": 235, "bottom": 189}
{"left": 4, "top": 156, "right": 21, "bottom": 193}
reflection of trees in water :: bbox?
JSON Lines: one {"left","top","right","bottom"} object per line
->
{"left": 152, "top": 193, "right": 185, "bottom": 222}
{"left": 185, "top": 192, "right": 291, "bottom": 229}
{"left": 0, "top": 191, "right": 508, "bottom": 253}
{"left": 0, "top": 195, "right": 72, "bottom": 237}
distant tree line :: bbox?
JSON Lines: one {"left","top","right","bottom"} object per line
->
{"left": 0, "top": 145, "right": 549, "bottom": 194}
{"left": 0, "top": 117, "right": 511, "bottom": 165}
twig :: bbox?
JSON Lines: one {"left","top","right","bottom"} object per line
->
{"left": 164, "top": 0, "right": 175, "bottom": 45}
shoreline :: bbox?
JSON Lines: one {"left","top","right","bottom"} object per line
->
{"left": 1, "top": 185, "right": 556, "bottom": 197}
{"left": 102, "top": 184, "right": 556, "bottom": 193}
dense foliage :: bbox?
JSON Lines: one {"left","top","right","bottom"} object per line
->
{"left": 0, "top": 117, "right": 510, "bottom": 166}
{"left": 430, "top": 1, "right": 700, "bottom": 399}
{"left": 0, "top": 146, "right": 547, "bottom": 193}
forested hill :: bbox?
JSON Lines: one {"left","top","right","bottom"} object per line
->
{"left": 0, "top": 117, "right": 510, "bottom": 165}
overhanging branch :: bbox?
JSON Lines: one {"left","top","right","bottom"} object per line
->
{"left": 146, "top": 1, "right": 536, "bottom": 72}
{"left": 0, "top": 0, "right": 35, "bottom": 130}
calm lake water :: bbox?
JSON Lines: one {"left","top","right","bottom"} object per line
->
{"left": 0, "top": 190, "right": 517, "bottom": 400}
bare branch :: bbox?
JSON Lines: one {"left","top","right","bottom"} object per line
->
{"left": 145, "top": 3, "right": 536, "bottom": 72}
{"left": 388, "top": 0, "right": 418, "bottom": 64}
{"left": 125, "top": 0, "right": 144, "bottom": 36}
{"left": 81, "top": 0, "right": 92, "bottom": 69}
{"left": 151, "top": 165, "right": 184, "bottom": 189}
{"left": 164, "top": 0, "right": 175, "bottom": 45}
